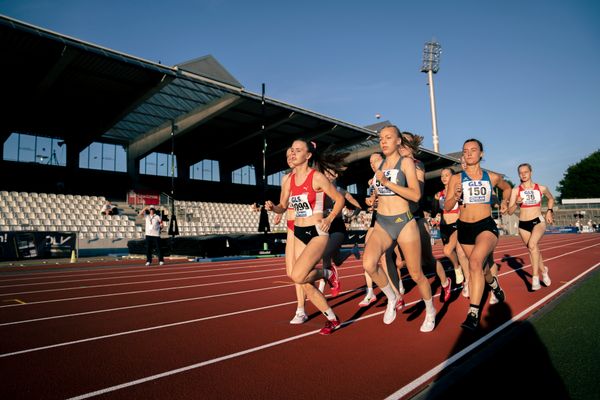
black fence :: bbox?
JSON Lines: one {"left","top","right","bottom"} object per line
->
{"left": 0, "top": 231, "right": 76, "bottom": 261}
{"left": 128, "top": 230, "right": 366, "bottom": 259}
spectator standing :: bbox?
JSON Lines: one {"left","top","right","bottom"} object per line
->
{"left": 139, "top": 206, "right": 164, "bottom": 266}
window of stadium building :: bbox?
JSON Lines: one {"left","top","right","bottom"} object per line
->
{"left": 190, "top": 159, "right": 220, "bottom": 182}
{"left": 347, "top": 184, "right": 357, "bottom": 194}
{"left": 3, "top": 132, "right": 66, "bottom": 166}
{"left": 267, "top": 170, "right": 287, "bottom": 186}
{"left": 232, "top": 165, "right": 256, "bottom": 185}
{"left": 79, "top": 142, "right": 127, "bottom": 172}
{"left": 139, "top": 152, "right": 178, "bottom": 177}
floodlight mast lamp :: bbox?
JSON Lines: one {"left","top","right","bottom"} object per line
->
{"left": 421, "top": 40, "right": 441, "bottom": 153}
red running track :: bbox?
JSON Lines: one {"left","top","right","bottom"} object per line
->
{"left": 0, "top": 234, "right": 599, "bottom": 399}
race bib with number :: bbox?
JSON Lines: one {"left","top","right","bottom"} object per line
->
{"left": 520, "top": 189, "right": 542, "bottom": 206}
{"left": 290, "top": 194, "right": 313, "bottom": 218}
{"left": 374, "top": 169, "right": 400, "bottom": 196}
{"left": 462, "top": 179, "right": 492, "bottom": 204}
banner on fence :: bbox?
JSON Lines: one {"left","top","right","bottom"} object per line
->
{"left": 0, "top": 231, "right": 76, "bottom": 261}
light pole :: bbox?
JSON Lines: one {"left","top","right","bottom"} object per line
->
{"left": 421, "top": 40, "right": 442, "bottom": 153}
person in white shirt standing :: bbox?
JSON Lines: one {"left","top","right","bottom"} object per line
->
{"left": 139, "top": 206, "right": 164, "bottom": 266}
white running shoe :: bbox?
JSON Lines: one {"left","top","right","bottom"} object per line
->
{"left": 531, "top": 276, "right": 541, "bottom": 291}
{"left": 542, "top": 266, "right": 551, "bottom": 287}
{"left": 420, "top": 312, "right": 436, "bottom": 333}
{"left": 455, "top": 267, "right": 465, "bottom": 285}
{"left": 383, "top": 297, "right": 398, "bottom": 325}
{"left": 489, "top": 291, "right": 499, "bottom": 304}
{"left": 145, "top": 262, "right": 151, "bottom": 266}
{"left": 159, "top": 261, "right": 164, "bottom": 266}
{"left": 289, "top": 312, "right": 308, "bottom": 324}
{"left": 358, "top": 293, "right": 377, "bottom": 307}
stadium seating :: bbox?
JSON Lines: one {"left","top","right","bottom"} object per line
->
{"left": 1, "top": 190, "right": 373, "bottom": 240}
{"left": 0, "top": 190, "right": 143, "bottom": 240}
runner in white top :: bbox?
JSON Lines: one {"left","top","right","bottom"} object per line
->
{"left": 507, "top": 163, "right": 555, "bottom": 291}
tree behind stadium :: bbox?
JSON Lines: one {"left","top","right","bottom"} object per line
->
{"left": 557, "top": 149, "right": 600, "bottom": 200}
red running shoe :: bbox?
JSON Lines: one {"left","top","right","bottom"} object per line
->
{"left": 319, "top": 318, "right": 341, "bottom": 335}
{"left": 441, "top": 277, "right": 452, "bottom": 303}
{"left": 327, "top": 265, "right": 341, "bottom": 297}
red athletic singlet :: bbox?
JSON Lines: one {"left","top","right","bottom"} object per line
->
{"left": 289, "top": 169, "right": 324, "bottom": 218}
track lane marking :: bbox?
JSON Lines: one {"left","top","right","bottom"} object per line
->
{"left": 66, "top": 259, "right": 600, "bottom": 400}
{"left": 384, "top": 260, "right": 600, "bottom": 400}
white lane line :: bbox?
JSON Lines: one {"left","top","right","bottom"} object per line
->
{"left": 0, "top": 272, "right": 367, "bottom": 326}
{"left": 0, "top": 265, "right": 289, "bottom": 289}
{"left": 0, "top": 258, "right": 286, "bottom": 284}
{"left": 384, "top": 261, "right": 600, "bottom": 400}
{"left": 65, "top": 304, "right": 390, "bottom": 400}
{"left": 3, "top": 242, "right": 597, "bottom": 347}
{"left": 0, "top": 257, "right": 275, "bottom": 280}
{"left": 2, "top": 236, "right": 588, "bottom": 298}
{"left": 67, "top": 259, "right": 600, "bottom": 400}
{"left": 0, "top": 237, "right": 594, "bottom": 315}
{"left": 0, "top": 235, "right": 577, "bottom": 284}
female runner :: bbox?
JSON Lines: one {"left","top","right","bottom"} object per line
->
{"left": 435, "top": 168, "right": 470, "bottom": 297}
{"left": 444, "top": 138, "right": 512, "bottom": 330}
{"left": 318, "top": 168, "right": 362, "bottom": 293}
{"left": 397, "top": 132, "right": 451, "bottom": 303}
{"left": 362, "top": 125, "right": 436, "bottom": 332}
{"left": 507, "top": 163, "right": 554, "bottom": 290}
{"left": 359, "top": 152, "right": 405, "bottom": 306}
{"left": 267, "top": 139, "right": 346, "bottom": 335}
{"left": 267, "top": 148, "right": 308, "bottom": 324}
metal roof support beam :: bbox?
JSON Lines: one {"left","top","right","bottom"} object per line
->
{"left": 224, "top": 111, "right": 297, "bottom": 149}
{"left": 35, "top": 46, "right": 78, "bottom": 97}
{"left": 265, "top": 124, "right": 340, "bottom": 159}
{"left": 127, "top": 93, "right": 242, "bottom": 180}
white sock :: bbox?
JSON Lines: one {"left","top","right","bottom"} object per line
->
{"left": 380, "top": 284, "right": 397, "bottom": 301}
{"left": 366, "top": 287, "right": 374, "bottom": 296}
{"left": 442, "top": 278, "right": 450, "bottom": 288}
{"left": 296, "top": 307, "right": 305, "bottom": 315}
{"left": 323, "top": 308, "right": 337, "bottom": 321}
{"left": 424, "top": 298, "right": 435, "bottom": 315}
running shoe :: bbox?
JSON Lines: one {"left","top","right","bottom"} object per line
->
{"left": 290, "top": 312, "right": 308, "bottom": 325}
{"left": 460, "top": 311, "right": 479, "bottom": 331}
{"left": 489, "top": 276, "right": 505, "bottom": 303}
{"left": 159, "top": 261, "right": 164, "bottom": 266}
{"left": 383, "top": 297, "right": 398, "bottom": 325}
{"left": 531, "top": 276, "right": 541, "bottom": 291}
{"left": 542, "top": 266, "right": 551, "bottom": 287}
{"left": 420, "top": 312, "right": 436, "bottom": 333}
{"left": 145, "top": 262, "right": 151, "bottom": 266}
{"left": 454, "top": 267, "right": 465, "bottom": 284}
{"left": 319, "top": 318, "right": 341, "bottom": 335}
{"left": 358, "top": 293, "right": 377, "bottom": 307}
{"left": 441, "top": 277, "right": 452, "bottom": 303}
{"left": 351, "top": 244, "right": 361, "bottom": 260}
{"left": 327, "top": 265, "right": 341, "bottom": 297}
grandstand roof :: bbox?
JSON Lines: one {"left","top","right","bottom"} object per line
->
{"left": 0, "top": 15, "right": 377, "bottom": 175}
{"left": 0, "top": 14, "right": 464, "bottom": 203}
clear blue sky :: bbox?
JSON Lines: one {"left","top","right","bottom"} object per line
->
{"left": 2, "top": 0, "right": 599, "bottom": 196}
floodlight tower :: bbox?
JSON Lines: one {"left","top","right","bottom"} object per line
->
{"left": 421, "top": 40, "right": 442, "bottom": 153}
